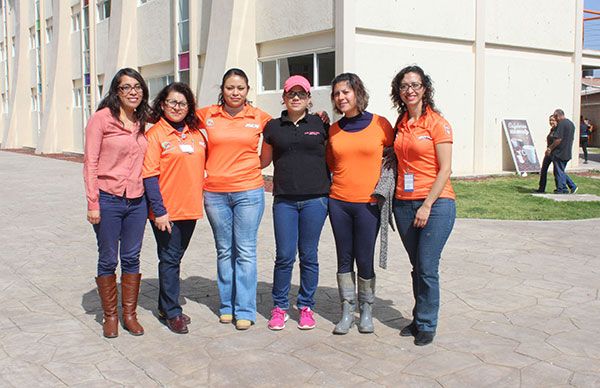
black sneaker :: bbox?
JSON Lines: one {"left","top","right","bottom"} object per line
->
{"left": 414, "top": 331, "right": 435, "bottom": 346}
{"left": 400, "top": 322, "right": 418, "bottom": 337}
{"left": 533, "top": 189, "right": 545, "bottom": 193}
{"left": 570, "top": 186, "right": 578, "bottom": 194}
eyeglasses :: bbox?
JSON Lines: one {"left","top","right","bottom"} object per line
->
{"left": 284, "top": 91, "right": 309, "bottom": 99}
{"left": 399, "top": 82, "right": 423, "bottom": 92}
{"left": 164, "top": 99, "right": 189, "bottom": 109}
{"left": 118, "top": 84, "right": 143, "bottom": 94}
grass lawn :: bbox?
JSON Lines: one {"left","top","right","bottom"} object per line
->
{"left": 452, "top": 172, "right": 600, "bottom": 220}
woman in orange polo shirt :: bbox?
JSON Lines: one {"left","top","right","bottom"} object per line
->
{"left": 391, "top": 65, "right": 456, "bottom": 346}
{"left": 142, "top": 82, "right": 206, "bottom": 335}
{"left": 83, "top": 68, "right": 151, "bottom": 338}
{"left": 327, "top": 73, "right": 395, "bottom": 335}
{"left": 197, "top": 68, "right": 271, "bottom": 330}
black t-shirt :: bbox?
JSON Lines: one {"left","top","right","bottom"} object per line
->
{"left": 263, "top": 111, "right": 331, "bottom": 197}
{"left": 552, "top": 118, "right": 575, "bottom": 161}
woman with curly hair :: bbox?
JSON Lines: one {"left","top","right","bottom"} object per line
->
{"left": 83, "top": 68, "right": 151, "bottom": 338}
{"left": 142, "top": 82, "right": 206, "bottom": 334}
{"left": 390, "top": 65, "right": 456, "bottom": 346}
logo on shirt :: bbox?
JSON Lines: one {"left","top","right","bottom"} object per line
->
{"left": 444, "top": 124, "right": 452, "bottom": 135}
{"left": 245, "top": 123, "right": 260, "bottom": 129}
{"left": 417, "top": 135, "right": 433, "bottom": 141}
{"left": 206, "top": 118, "right": 214, "bottom": 127}
{"left": 304, "top": 131, "right": 320, "bottom": 136}
{"left": 161, "top": 141, "right": 172, "bottom": 150}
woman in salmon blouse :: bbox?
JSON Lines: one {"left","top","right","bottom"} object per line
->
{"left": 327, "top": 73, "right": 394, "bottom": 335}
{"left": 391, "top": 65, "right": 456, "bottom": 346}
{"left": 83, "top": 68, "right": 151, "bottom": 338}
{"left": 196, "top": 68, "right": 271, "bottom": 330}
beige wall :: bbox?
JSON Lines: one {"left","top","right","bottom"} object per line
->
{"left": 0, "top": 0, "right": 586, "bottom": 176}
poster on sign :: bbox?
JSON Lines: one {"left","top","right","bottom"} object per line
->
{"left": 502, "top": 119, "right": 540, "bottom": 174}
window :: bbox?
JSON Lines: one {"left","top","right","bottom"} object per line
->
{"left": 73, "top": 87, "right": 82, "bottom": 107}
{"left": 45, "top": 18, "right": 53, "bottom": 43}
{"left": 97, "top": 0, "right": 111, "bottom": 21}
{"left": 178, "top": 0, "right": 189, "bottom": 52}
{"left": 29, "top": 26, "right": 36, "bottom": 50}
{"left": 147, "top": 74, "right": 174, "bottom": 102}
{"left": 71, "top": 7, "right": 80, "bottom": 32}
{"left": 259, "top": 51, "right": 335, "bottom": 92}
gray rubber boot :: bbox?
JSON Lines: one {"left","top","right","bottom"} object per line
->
{"left": 357, "top": 276, "right": 375, "bottom": 333}
{"left": 333, "top": 272, "right": 356, "bottom": 335}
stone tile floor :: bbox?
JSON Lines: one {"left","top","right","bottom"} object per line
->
{"left": 1, "top": 150, "right": 599, "bottom": 387}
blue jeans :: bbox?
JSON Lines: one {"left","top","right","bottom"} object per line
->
{"left": 272, "top": 196, "right": 328, "bottom": 310}
{"left": 151, "top": 220, "right": 197, "bottom": 319}
{"left": 93, "top": 190, "right": 147, "bottom": 276}
{"left": 552, "top": 158, "right": 576, "bottom": 193}
{"left": 328, "top": 198, "right": 380, "bottom": 279}
{"left": 204, "top": 188, "right": 265, "bottom": 322}
{"left": 393, "top": 198, "right": 455, "bottom": 333}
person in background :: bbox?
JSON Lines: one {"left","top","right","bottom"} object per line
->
{"left": 390, "top": 65, "right": 456, "bottom": 346}
{"left": 548, "top": 109, "right": 577, "bottom": 194}
{"left": 327, "top": 73, "right": 394, "bottom": 335}
{"left": 260, "top": 75, "right": 330, "bottom": 331}
{"left": 197, "top": 68, "right": 271, "bottom": 331}
{"left": 83, "top": 68, "right": 151, "bottom": 338}
{"left": 143, "top": 82, "right": 206, "bottom": 334}
{"left": 580, "top": 116, "right": 592, "bottom": 164}
{"left": 535, "top": 114, "right": 558, "bottom": 193}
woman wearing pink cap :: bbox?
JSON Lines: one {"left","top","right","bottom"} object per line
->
{"left": 260, "top": 75, "right": 330, "bottom": 330}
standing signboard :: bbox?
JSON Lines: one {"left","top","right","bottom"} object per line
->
{"left": 502, "top": 119, "right": 541, "bottom": 174}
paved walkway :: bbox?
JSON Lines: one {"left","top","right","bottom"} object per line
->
{"left": 1, "top": 150, "right": 599, "bottom": 387}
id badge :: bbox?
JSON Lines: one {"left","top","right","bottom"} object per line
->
{"left": 179, "top": 144, "right": 194, "bottom": 154}
{"left": 404, "top": 173, "right": 414, "bottom": 192}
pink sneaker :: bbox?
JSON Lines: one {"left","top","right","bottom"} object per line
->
{"left": 268, "top": 307, "right": 288, "bottom": 330}
{"left": 298, "top": 307, "right": 316, "bottom": 330}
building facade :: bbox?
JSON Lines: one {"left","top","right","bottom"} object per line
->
{"left": 0, "top": 0, "right": 585, "bottom": 175}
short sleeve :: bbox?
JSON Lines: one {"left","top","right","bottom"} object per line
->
{"left": 378, "top": 116, "right": 395, "bottom": 146}
{"left": 431, "top": 116, "right": 453, "bottom": 145}
{"left": 553, "top": 123, "right": 565, "bottom": 140}
{"left": 263, "top": 119, "right": 275, "bottom": 145}
{"left": 142, "top": 127, "right": 162, "bottom": 178}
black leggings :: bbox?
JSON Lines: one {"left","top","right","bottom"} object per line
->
{"left": 328, "top": 198, "right": 380, "bottom": 279}
{"left": 580, "top": 137, "right": 588, "bottom": 161}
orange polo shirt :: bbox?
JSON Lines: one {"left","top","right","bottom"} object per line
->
{"left": 142, "top": 118, "right": 207, "bottom": 221}
{"left": 197, "top": 104, "right": 271, "bottom": 192}
{"left": 394, "top": 106, "right": 455, "bottom": 200}
{"left": 327, "top": 114, "right": 394, "bottom": 203}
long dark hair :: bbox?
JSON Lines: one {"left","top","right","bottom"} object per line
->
{"left": 330, "top": 73, "right": 369, "bottom": 115}
{"left": 390, "top": 65, "right": 437, "bottom": 119}
{"left": 150, "top": 82, "right": 200, "bottom": 130}
{"left": 217, "top": 68, "right": 249, "bottom": 106}
{"left": 97, "top": 68, "right": 150, "bottom": 132}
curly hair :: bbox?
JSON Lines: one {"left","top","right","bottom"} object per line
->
{"left": 97, "top": 68, "right": 151, "bottom": 133}
{"left": 218, "top": 68, "right": 250, "bottom": 106}
{"left": 150, "top": 82, "right": 200, "bottom": 130}
{"left": 330, "top": 73, "right": 369, "bottom": 115}
{"left": 390, "top": 65, "right": 437, "bottom": 119}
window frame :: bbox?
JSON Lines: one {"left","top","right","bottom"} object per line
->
{"left": 257, "top": 49, "right": 335, "bottom": 93}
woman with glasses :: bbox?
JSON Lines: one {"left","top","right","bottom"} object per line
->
{"left": 142, "top": 82, "right": 206, "bottom": 334}
{"left": 83, "top": 68, "right": 151, "bottom": 338}
{"left": 197, "top": 68, "right": 272, "bottom": 331}
{"left": 390, "top": 65, "right": 455, "bottom": 346}
{"left": 259, "top": 75, "right": 330, "bottom": 331}
{"left": 327, "top": 73, "right": 394, "bottom": 335}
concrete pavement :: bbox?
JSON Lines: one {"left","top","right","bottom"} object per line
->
{"left": 1, "top": 150, "right": 599, "bottom": 387}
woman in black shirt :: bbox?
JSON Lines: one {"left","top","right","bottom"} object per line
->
{"left": 260, "top": 75, "right": 330, "bottom": 331}
{"left": 536, "top": 114, "right": 557, "bottom": 193}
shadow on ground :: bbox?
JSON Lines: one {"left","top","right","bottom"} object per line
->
{"left": 81, "top": 276, "right": 407, "bottom": 331}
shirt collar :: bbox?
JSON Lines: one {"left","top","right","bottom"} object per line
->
{"left": 280, "top": 110, "right": 309, "bottom": 124}
{"left": 398, "top": 105, "right": 434, "bottom": 131}
{"left": 210, "top": 103, "right": 257, "bottom": 119}
{"left": 157, "top": 117, "right": 189, "bottom": 135}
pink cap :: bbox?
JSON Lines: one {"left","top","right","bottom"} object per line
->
{"left": 283, "top": 75, "right": 311, "bottom": 93}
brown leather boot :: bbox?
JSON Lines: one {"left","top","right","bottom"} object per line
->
{"left": 121, "top": 273, "right": 144, "bottom": 336}
{"left": 96, "top": 274, "right": 118, "bottom": 338}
